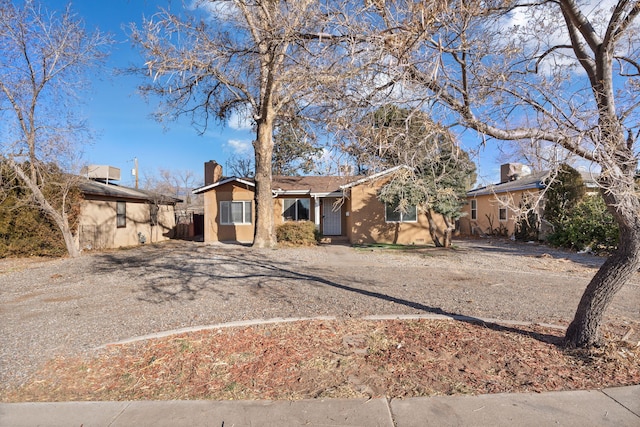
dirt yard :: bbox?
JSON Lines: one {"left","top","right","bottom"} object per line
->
{"left": 1, "top": 238, "right": 639, "bottom": 400}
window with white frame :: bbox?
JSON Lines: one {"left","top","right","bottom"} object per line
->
{"left": 220, "top": 201, "right": 252, "bottom": 225}
{"left": 498, "top": 198, "right": 508, "bottom": 221}
{"left": 385, "top": 201, "right": 417, "bottom": 223}
{"left": 470, "top": 199, "right": 477, "bottom": 220}
{"left": 283, "top": 198, "right": 310, "bottom": 221}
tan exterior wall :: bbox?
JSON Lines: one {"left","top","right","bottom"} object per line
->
{"left": 460, "top": 190, "right": 540, "bottom": 237}
{"left": 203, "top": 182, "right": 255, "bottom": 243}
{"left": 346, "top": 181, "right": 441, "bottom": 245}
{"left": 78, "top": 196, "right": 177, "bottom": 250}
{"left": 202, "top": 177, "right": 446, "bottom": 245}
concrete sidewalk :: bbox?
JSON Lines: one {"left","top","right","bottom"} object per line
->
{"left": 1, "top": 385, "right": 638, "bottom": 427}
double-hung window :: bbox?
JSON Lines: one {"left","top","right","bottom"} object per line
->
{"left": 220, "top": 201, "right": 252, "bottom": 225}
{"left": 283, "top": 198, "right": 310, "bottom": 221}
{"left": 116, "top": 201, "right": 126, "bottom": 228}
{"left": 470, "top": 199, "right": 477, "bottom": 220}
{"left": 385, "top": 201, "right": 417, "bottom": 223}
{"left": 499, "top": 205, "right": 508, "bottom": 221}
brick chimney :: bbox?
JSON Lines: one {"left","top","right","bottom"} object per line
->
{"left": 500, "top": 163, "right": 524, "bottom": 183}
{"left": 204, "top": 160, "right": 223, "bottom": 185}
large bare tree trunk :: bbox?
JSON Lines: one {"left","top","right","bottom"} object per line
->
{"left": 565, "top": 174, "right": 640, "bottom": 347}
{"left": 252, "top": 119, "right": 277, "bottom": 248}
{"left": 565, "top": 231, "right": 640, "bottom": 346}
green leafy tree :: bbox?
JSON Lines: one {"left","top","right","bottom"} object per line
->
{"left": 350, "top": 105, "right": 476, "bottom": 247}
{"left": 272, "top": 117, "right": 322, "bottom": 176}
{"left": 543, "top": 164, "right": 618, "bottom": 253}
{"left": 544, "top": 164, "right": 587, "bottom": 226}
{"left": 228, "top": 116, "right": 323, "bottom": 178}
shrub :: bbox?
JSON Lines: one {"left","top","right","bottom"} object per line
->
{"left": 547, "top": 195, "right": 619, "bottom": 254}
{"left": 276, "top": 221, "right": 319, "bottom": 245}
{"left": 542, "top": 163, "right": 618, "bottom": 254}
{"left": 0, "top": 199, "right": 68, "bottom": 257}
{"left": 544, "top": 164, "right": 586, "bottom": 224}
{"left": 515, "top": 208, "right": 540, "bottom": 241}
{"left": 0, "top": 160, "right": 81, "bottom": 258}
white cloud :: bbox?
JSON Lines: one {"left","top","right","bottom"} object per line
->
{"left": 187, "top": 0, "right": 239, "bottom": 21}
{"left": 226, "top": 139, "right": 252, "bottom": 154}
{"left": 227, "top": 107, "right": 254, "bottom": 131}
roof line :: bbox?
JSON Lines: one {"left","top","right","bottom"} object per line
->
{"left": 192, "top": 177, "right": 255, "bottom": 194}
{"left": 340, "top": 165, "right": 411, "bottom": 189}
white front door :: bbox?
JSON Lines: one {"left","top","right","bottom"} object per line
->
{"left": 322, "top": 198, "right": 341, "bottom": 236}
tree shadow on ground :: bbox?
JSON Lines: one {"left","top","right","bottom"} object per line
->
{"left": 90, "top": 243, "right": 565, "bottom": 347}
{"left": 454, "top": 237, "right": 604, "bottom": 270}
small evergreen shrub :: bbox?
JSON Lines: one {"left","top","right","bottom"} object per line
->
{"left": 543, "top": 164, "right": 618, "bottom": 254}
{"left": 0, "top": 201, "right": 68, "bottom": 257}
{"left": 276, "top": 221, "right": 319, "bottom": 245}
{"left": 0, "top": 160, "right": 81, "bottom": 258}
{"left": 515, "top": 209, "right": 540, "bottom": 241}
{"left": 547, "top": 195, "right": 619, "bottom": 254}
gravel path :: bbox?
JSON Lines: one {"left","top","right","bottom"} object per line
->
{"left": 1, "top": 239, "right": 639, "bottom": 391}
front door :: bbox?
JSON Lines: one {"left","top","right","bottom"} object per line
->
{"left": 322, "top": 198, "right": 341, "bottom": 236}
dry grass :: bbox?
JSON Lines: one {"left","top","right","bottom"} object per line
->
{"left": 3, "top": 319, "right": 639, "bottom": 402}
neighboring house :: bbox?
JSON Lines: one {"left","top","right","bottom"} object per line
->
{"left": 77, "top": 165, "right": 181, "bottom": 250}
{"left": 459, "top": 163, "right": 599, "bottom": 237}
{"left": 192, "top": 161, "right": 446, "bottom": 245}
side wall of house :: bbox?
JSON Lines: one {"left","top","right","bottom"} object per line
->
{"left": 460, "top": 190, "right": 539, "bottom": 237}
{"left": 346, "top": 180, "right": 441, "bottom": 245}
{"left": 203, "top": 182, "right": 255, "bottom": 243}
{"left": 78, "top": 197, "right": 176, "bottom": 250}
{"left": 152, "top": 204, "right": 178, "bottom": 242}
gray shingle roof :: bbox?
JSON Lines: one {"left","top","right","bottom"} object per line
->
{"left": 467, "top": 169, "right": 600, "bottom": 197}
{"left": 467, "top": 171, "right": 549, "bottom": 197}
{"left": 192, "top": 166, "right": 411, "bottom": 195}
{"left": 79, "top": 179, "right": 181, "bottom": 204}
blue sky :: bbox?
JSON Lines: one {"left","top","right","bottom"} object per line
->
{"left": 44, "top": 0, "right": 254, "bottom": 188}
{"left": 43, "top": 0, "right": 502, "bottom": 187}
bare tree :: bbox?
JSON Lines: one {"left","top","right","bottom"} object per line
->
{"left": 225, "top": 154, "right": 255, "bottom": 178}
{"left": 144, "top": 168, "right": 202, "bottom": 223}
{"left": 366, "top": 0, "right": 640, "bottom": 347}
{"left": 130, "top": 0, "right": 342, "bottom": 248}
{"left": 0, "top": 0, "right": 111, "bottom": 258}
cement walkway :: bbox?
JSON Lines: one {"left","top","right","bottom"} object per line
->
{"left": 1, "top": 385, "right": 639, "bottom": 426}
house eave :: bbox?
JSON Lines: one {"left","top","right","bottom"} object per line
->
{"left": 467, "top": 183, "right": 545, "bottom": 197}
{"left": 340, "top": 165, "right": 412, "bottom": 190}
{"left": 311, "top": 191, "right": 343, "bottom": 198}
{"left": 79, "top": 180, "right": 181, "bottom": 205}
{"left": 272, "top": 189, "right": 311, "bottom": 196}
{"left": 193, "top": 177, "right": 255, "bottom": 194}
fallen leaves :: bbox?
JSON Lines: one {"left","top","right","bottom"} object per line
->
{"left": 3, "top": 319, "right": 639, "bottom": 402}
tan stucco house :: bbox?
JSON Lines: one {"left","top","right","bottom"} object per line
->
{"left": 193, "top": 161, "right": 446, "bottom": 245}
{"left": 459, "top": 163, "right": 598, "bottom": 238}
{"left": 77, "top": 167, "right": 181, "bottom": 250}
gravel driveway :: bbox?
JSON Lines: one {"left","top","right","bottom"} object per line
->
{"left": 1, "top": 238, "right": 639, "bottom": 391}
